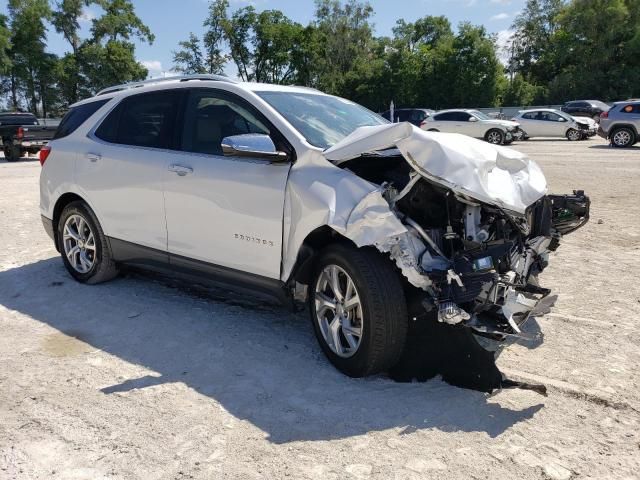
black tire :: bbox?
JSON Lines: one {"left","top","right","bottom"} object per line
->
{"left": 3, "top": 144, "right": 21, "bottom": 162}
{"left": 610, "top": 127, "right": 635, "bottom": 148}
{"left": 309, "top": 243, "right": 408, "bottom": 377}
{"left": 427, "top": 128, "right": 439, "bottom": 132}
{"left": 566, "top": 128, "right": 581, "bottom": 141}
{"left": 484, "top": 129, "right": 504, "bottom": 145}
{"left": 57, "top": 201, "right": 119, "bottom": 284}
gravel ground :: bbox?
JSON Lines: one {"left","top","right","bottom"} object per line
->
{"left": 1, "top": 137, "right": 639, "bottom": 480}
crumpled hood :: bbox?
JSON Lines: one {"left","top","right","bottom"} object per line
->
{"left": 324, "top": 122, "right": 547, "bottom": 214}
{"left": 573, "top": 116, "right": 596, "bottom": 126}
{"left": 487, "top": 119, "right": 520, "bottom": 129}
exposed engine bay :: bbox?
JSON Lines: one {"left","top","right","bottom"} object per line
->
{"left": 339, "top": 151, "right": 590, "bottom": 343}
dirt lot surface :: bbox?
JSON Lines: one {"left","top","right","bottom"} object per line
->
{"left": 1, "top": 137, "right": 639, "bottom": 480}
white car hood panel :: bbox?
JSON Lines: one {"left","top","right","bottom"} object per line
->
{"left": 324, "top": 122, "right": 547, "bottom": 214}
{"left": 488, "top": 119, "right": 520, "bottom": 128}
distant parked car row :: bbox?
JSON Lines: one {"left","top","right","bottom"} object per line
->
{"left": 380, "top": 98, "right": 640, "bottom": 146}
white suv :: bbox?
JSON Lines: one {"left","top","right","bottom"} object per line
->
{"left": 40, "top": 75, "right": 589, "bottom": 378}
{"left": 422, "top": 109, "right": 523, "bottom": 144}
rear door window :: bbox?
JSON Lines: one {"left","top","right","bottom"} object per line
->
{"left": 54, "top": 99, "right": 110, "bottom": 139}
{"left": 95, "top": 91, "right": 181, "bottom": 149}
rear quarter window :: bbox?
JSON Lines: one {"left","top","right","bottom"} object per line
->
{"left": 621, "top": 104, "right": 640, "bottom": 114}
{"left": 54, "top": 99, "right": 110, "bottom": 139}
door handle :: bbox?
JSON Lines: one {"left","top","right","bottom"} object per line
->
{"left": 86, "top": 153, "right": 101, "bottom": 162}
{"left": 168, "top": 164, "right": 193, "bottom": 176}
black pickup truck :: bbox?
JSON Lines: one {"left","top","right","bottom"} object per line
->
{"left": 0, "top": 112, "right": 57, "bottom": 162}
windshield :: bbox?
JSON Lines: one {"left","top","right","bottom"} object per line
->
{"left": 469, "top": 110, "right": 491, "bottom": 120}
{"left": 256, "top": 91, "right": 388, "bottom": 149}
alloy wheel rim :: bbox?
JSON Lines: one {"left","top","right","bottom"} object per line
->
{"left": 614, "top": 130, "right": 631, "bottom": 146}
{"left": 568, "top": 129, "right": 580, "bottom": 140}
{"left": 63, "top": 214, "right": 96, "bottom": 273}
{"left": 314, "top": 265, "right": 363, "bottom": 358}
{"left": 487, "top": 132, "right": 501, "bottom": 144}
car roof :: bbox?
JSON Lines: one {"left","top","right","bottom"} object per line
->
{"left": 434, "top": 109, "right": 474, "bottom": 113}
{"left": 518, "top": 108, "right": 562, "bottom": 113}
{"left": 70, "top": 75, "right": 330, "bottom": 108}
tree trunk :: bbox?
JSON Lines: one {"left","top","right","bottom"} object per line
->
{"left": 10, "top": 73, "right": 18, "bottom": 111}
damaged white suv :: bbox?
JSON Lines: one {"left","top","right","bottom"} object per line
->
{"left": 40, "top": 75, "right": 589, "bottom": 378}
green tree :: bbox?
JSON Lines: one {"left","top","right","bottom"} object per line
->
{"left": 222, "top": 7, "right": 303, "bottom": 83}
{"left": 549, "top": 0, "right": 640, "bottom": 101}
{"left": 203, "top": 0, "right": 228, "bottom": 74}
{"left": 51, "top": 0, "right": 90, "bottom": 104}
{"left": 0, "top": 15, "right": 11, "bottom": 75}
{"left": 7, "top": 0, "right": 52, "bottom": 114}
{"left": 172, "top": 33, "right": 206, "bottom": 74}
{"left": 313, "top": 0, "right": 375, "bottom": 95}
{"left": 79, "top": 0, "right": 154, "bottom": 94}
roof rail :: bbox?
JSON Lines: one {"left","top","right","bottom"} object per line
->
{"left": 96, "top": 74, "right": 238, "bottom": 96}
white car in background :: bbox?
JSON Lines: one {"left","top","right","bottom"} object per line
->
{"left": 512, "top": 109, "right": 597, "bottom": 140}
{"left": 421, "top": 109, "right": 523, "bottom": 145}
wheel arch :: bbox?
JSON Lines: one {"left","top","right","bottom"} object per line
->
{"left": 286, "top": 226, "right": 357, "bottom": 286}
{"left": 51, "top": 192, "right": 90, "bottom": 251}
{"left": 608, "top": 123, "right": 638, "bottom": 138}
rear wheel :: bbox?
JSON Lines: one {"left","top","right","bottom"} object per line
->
{"left": 566, "top": 128, "right": 581, "bottom": 141}
{"left": 611, "top": 127, "right": 635, "bottom": 148}
{"left": 484, "top": 129, "right": 504, "bottom": 145}
{"left": 3, "top": 143, "right": 21, "bottom": 162}
{"left": 57, "top": 201, "right": 119, "bottom": 284}
{"left": 427, "top": 128, "right": 439, "bottom": 132}
{"left": 309, "top": 244, "right": 408, "bottom": 377}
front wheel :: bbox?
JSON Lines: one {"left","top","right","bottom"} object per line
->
{"left": 566, "top": 128, "right": 582, "bottom": 141}
{"left": 309, "top": 244, "right": 408, "bottom": 377}
{"left": 484, "top": 129, "right": 504, "bottom": 145}
{"left": 57, "top": 201, "right": 119, "bottom": 284}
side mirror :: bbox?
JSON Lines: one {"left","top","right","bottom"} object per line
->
{"left": 221, "top": 134, "right": 289, "bottom": 162}
{"left": 468, "top": 117, "right": 478, "bottom": 122}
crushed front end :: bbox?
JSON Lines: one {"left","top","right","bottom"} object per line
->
{"left": 386, "top": 178, "right": 590, "bottom": 339}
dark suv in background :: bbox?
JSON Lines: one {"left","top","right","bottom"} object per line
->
{"left": 561, "top": 100, "right": 610, "bottom": 122}
{"left": 380, "top": 108, "right": 435, "bottom": 127}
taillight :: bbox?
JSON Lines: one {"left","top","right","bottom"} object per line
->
{"left": 419, "top": 120, "right": 427, "bottom": 128}
{"left": 600, "top": 111, "right": 608, "bottom": 119}
{"left": 39, "top": 145, "right": 51, "bottom": 166}
{"left": 16, "top": 126, "right": 24, "bottom": 139}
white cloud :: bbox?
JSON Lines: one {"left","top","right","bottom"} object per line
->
{"left": 79, "top": 8, "right": 96, "bottom": 24}
{"left": 490, "top": 12, "right": 510, "bottom": 21}
{"left": 141, "top": 60, "right": 163, "bottom": 72}
{"left": 490, "top": 0, "right": 512, "bottom": 5}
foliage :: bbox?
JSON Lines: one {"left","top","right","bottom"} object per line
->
{"left": 2, "top": 0, "right": 640, "bottom": 116}
{"left": 510, "top": 0, "right": 640, "bottom": 102}
{"left": 173, "top": 33, "right": 206, "bottom": 74}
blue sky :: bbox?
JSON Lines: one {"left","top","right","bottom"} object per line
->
{"left": 1, "top": 0, "right": 524, "bottom": 77}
